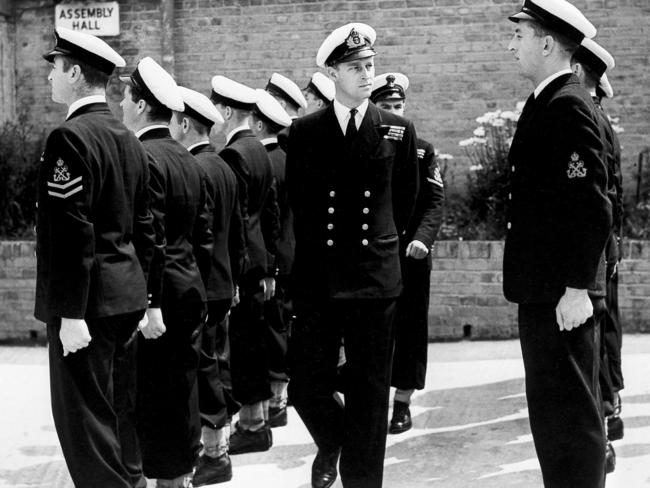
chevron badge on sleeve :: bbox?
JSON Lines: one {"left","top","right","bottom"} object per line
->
{"left": 427, "top": 167, "right": 444, "bottom": 188}
{"left": 417, "top": 148, "right": 425, "bottom": 159}
{"left": 47, "top": 158, "right": 83, "bottom": 199}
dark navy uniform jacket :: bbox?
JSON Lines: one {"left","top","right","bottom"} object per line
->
{"left": 35, "top": 102, "right": 155, "bottom": 322}
{"left": 139, "top": 127, "right": 212, "bottom": 306}
{"left": 402, "top": 138, "right": 445, "bottom": 268}
{"left": 263, "top": 140, "right": 294, "bottom": 276}
{"left": 503, "top": 73, "right": 612, "bottom": 304}
{"left": 191, "top": 142, "right": 245, "bottom": 301}
{"left": 219, "top": 129, "right": 280, "bottom": 283}
{"left": 286, "top": 102, "right": 419, "bottom": 300}
{"left": 593, "top": 97, "right": 623, "bottom": 268}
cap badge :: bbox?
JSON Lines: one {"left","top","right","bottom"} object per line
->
{"left": 53, "top": 158, "right": 71, "bottom": 182}
{"left": 386, "top": 74, "right": 396, "bottom": 87}
{"left": 567, "top": 152, "right": 587, "bottom": 178}
{"left": 346, "top": 29, "right": 365, "bottom": 48}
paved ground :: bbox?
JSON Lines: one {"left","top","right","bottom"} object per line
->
{"left": 0, "top": 336, "right": 649, "bottom": 488}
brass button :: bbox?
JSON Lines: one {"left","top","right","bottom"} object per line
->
{"left": 328, "top": 207, "right": 335, "bottom": 214}
{"left": 361, "top": 223, "right": 369, "bottom": 230}
{"left": 364, "top": 190, "right": 371, "bottom": 197}
{"left": 327, "top": 223, "right": 334, "bottom": 230}
{"left": 361, "top": 239, "right": 369, "bottom": 246}
{"left": 327, "top": 239, "right": 334, "bottom": 246}
{"left": 329, "top": 190, "right": 336, "bottom": 197}
{"left": 362, "top": 207, "right": 369, "bottom": 214}
{"left": 507, "top": 222, "right": 512, "bottom": 230}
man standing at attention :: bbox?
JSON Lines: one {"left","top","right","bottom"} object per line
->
{"left": 286, "top": 23, "right": 419, "bottom": 488}
{"left": 37, "top": 27, "right": 155, "bottom": 488}
{"left": 505, "top": 1, "right": 612, "bottom": 487}
{"left": 370, "top": 72, "right": 445, "bottom": 435}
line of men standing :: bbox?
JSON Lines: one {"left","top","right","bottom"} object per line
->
{"left": 35, "top": 20, "right": 447, "bottom": 488}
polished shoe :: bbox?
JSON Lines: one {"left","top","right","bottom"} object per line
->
{"left": 605, "top": 441, "right": 616, "bottom": 474}
{"left": 229, "top": 422, "right": 272, "bottom": 455}
{"left": 268, "top": 406, "right": 288, "bottom": 428}
{"left": 311, "top": 448, "right": 340, "bottom": 488}
{"left": 389, "top": 400, "right": 412, "bottom": 434}
{"left": 192, "top": 453, "right": 232, "bottom": 486}
{"left": 608, "top": 394, "right": 624, "bottom": 441}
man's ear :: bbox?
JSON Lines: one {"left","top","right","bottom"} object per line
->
{"left": 182, "top": 117, "right": 190, "bottom": 134}
{"left": 316, "top": 99, "right": 324, "bottom": 109}
{"left": 137, "top": 99, "right": 147, "bottom": 115}
{"left": 572, "top": 62, "right": 583, "bottom": 78}
{"left": 224, "top": 106, "right": 233, "bottom": 120}
{"left": 68, "top": 64, "right": 83, "bottom": 84}
{"left": 327, "top": 65, "right": 339, "bottom": 82}
{"left": 541, "top": 35, "right": 555, "bottom": 57}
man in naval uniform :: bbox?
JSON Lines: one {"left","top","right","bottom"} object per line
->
{"left": 169, "top": 86, "right": 245, "bottom": 486}
{"left": 505, "top": 1, "right": 612, "bottom": 486}
{"left": 37, "top": 27, "right": 155, "bottom": 488}
{"left": 286, "top": 23, "right": 419, "bottom": 488}
{"left": 370, "top": 72, "right": 445, "bottom": 435}
{"left": 120, "top": 58, "right": 213, "bottom": 488}
{"left": 571, "top": 38, "right": 624, "bottom": 472}
{"left": 210, "top": 75, "right": 280, "bottom": 454}
{"left": 250, "top": 89, "right": 294, "bottom": 429}
{"left": 303, "top": 72, "right": 336, "bottom": 115}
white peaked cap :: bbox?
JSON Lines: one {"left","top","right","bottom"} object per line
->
{"left": 254, "top": 89, "right": 292, "bottom": 128}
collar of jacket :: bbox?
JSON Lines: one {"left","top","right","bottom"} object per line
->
{"left": 66, "top": 101, "right": 110, "bottom": 121}
{"left": 226, "top": 128, "right": 255, "bottom": 146}
{"left": 138, "top": 126, "right": 171, "bottom": 142}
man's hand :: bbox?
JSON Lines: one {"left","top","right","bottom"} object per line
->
{"left": 232, "top": 285, "right": 240, "bottom": 308}
{"left": 555, "top": 287, "right": 593, "bottom": 331}
{"left": 259, "top": 277, "right": 276, "bottom": 301}
{"left": 60, "top": 318, "right": 92, "bottom": 357}
{"left": 140, "top": 308, "right": 166, "bottom": 339}
{"left": 406, "top": 240, "right": 429, "bottom": 260}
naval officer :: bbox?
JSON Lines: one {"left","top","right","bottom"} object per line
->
{"left": 303, "top": 72, "right": 336, "bottom": 115}
{"left": 370, "top": 72, "right": 445, "bottom": 435}
{"left": 286, "top": 23, "right": 419, "bottom": 488}
{"left": 120, "top": 57, "right": 213, "bottom": 488}
{"left": 37, "top": 27, "right": 155, "bottom": 488}
{"left": 505, "top": 1, "right": 612, "bottom": 486}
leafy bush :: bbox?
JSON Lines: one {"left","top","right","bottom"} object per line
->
{"left": 0, "top": 113, "right": 46, "bottom": 239}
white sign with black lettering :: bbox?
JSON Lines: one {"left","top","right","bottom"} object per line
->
{"left": 55, "top": 2, "right": 119, "bottom": 36}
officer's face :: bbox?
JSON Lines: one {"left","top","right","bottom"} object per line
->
{"left": 120, "top": 85, "right": 140, "bottom": 130}
{"left": 376, "top": 98, "right": 406, "bottom": 116}
{"left": 303, "top": 90, "right": 324, "bottom": 115}
{"left": 47, "top": 56, "right": 73, "bottom": 104}
{"left": 508, "top": 21, "right": 545, "bottom": 81}
{"left": 331, "top": 56, "right": 375, "bottom": 105}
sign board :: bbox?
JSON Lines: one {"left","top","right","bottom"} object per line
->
{"left": 55, "top": 2, "right": 120, "bottom": 36}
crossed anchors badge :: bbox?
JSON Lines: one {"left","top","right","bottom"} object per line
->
{"left": 567, "top": 152, "right": 587, "bottom": 179}
{"left": 53, "top": 158, "right": 71, "bottom": 182}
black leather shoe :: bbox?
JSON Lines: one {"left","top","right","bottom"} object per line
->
{"left": 389, "top": 400, "right": 412, "bottom": 434}
{"left": 268, "top": 406, "right": 288, "bottom": 428}
{"left": 605, "top": 441, "right": 616, "bottom": 474}
{"left": 192, "top": 453, "right": 232, "bottom": 486}
{"left": 229, "top": 422, "right": 272, "bottom": 455}
{"left": 311, "top": 448, "right": 340, "bottom": 488}
{"left": 608, "top": 394, "right": 624, "bottom": 441}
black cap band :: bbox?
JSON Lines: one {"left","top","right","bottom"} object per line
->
{"left": 305, "top": 80, "right": 330, "bottom": 103}
{"left": 573, "top": 46, "right": 608, "bottom": 78}
{"left": 183, "top": 104, "right": 215, "bottom": 129}
{"left": 265, "top": 83, "right": 301, "bottom": 111}
{"left": 209, "top": 91, "right": 255, "bottom": 111}
{"left": 513, "top": 0, "right": 585, "bottom": 44}
{"left": 370, "top": 85, "right": 406, "bottom": 103}
{"left": 128, "top": 69, "right": 165, "bottom": 108}
{"left": 43, "top": 32, "right": 116, "bottom": 75}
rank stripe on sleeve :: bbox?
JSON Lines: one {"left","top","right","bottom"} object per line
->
{"left": 47, "top": 176, "right": 82, "bottom": 190}
{"left": 48, "top": 185, "right": 83, "bottom": 199}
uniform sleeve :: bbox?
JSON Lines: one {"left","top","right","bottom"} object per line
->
{"left": 548, "top": 96, "right": 612, "bottom": 290}
{"left": 392, "top": 121, "right": 420, "bottom": 235}
{"left": 228, "top": 181, "right": 246, "bottom": 287}
{"left": 146, "top": 156, "right": 167, "bottom": 308}
{"left": 194, "top": 168, "right": 214, "bottom": 287}
{"left": 38, "top": 127, "right": 95, "bottom": 319}
{"left": 220, "top": 148, "right": 250, "bottom": 243}
{"left": 412, "top": 143, "right": 445, "bottom": 249}
{"left": 261, "top": 175, "right": 281, "bottom": 276}
{"left": 132, "top": 147, "right": 156, "bottom": 283}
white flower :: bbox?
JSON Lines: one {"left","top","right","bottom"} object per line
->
{"left": 500, "top": 111, "right": 517, "bottom": 121}
{"left": 469, "top": 164, "right": 484, "bottom": 172}
{"left": 473, "top": 126, "right": 486, "bottom": 137}
{"left": 459, "top": 138, "right": 474, "bottom": 147}
{"left": 472, "top": 137, "right": 487, "bottom": 145}
{"left": 490, "top": 118, "right": 505, "bottom": 127}
{"left": 612, "top": 125, "right": 625, "bottom": 134}
{"left": 437, "top": 153, "right": 454, "bottom": 160}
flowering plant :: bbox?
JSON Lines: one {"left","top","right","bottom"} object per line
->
{"left": 448, "top": 103, "right": 523, "bottom": 239}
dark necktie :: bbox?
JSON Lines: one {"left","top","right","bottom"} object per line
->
{"left": 345, "top": 108, "right": 358, "bottom": 142}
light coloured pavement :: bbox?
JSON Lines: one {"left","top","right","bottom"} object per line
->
{"left": 0, "top": 336, "right": 649, "bottom": 487}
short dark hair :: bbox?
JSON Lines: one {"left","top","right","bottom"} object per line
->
{"left": 61, "top": 55, "right": 110, "bottom": 89}
{"left": 174, "top": 112, "right": 210, "bottom": 136}
{"left": 129, "top": 84, "right": 171, "bottom": 123}
{"left": 571, "top": 52, "right": 600, "bottom": 89}
{"left": 528, "top": 21, "right": 578, "bottom": 56}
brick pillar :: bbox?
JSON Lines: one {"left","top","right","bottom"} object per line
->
{"left": 159, "top": 0, "right": 174, "bottom": 74}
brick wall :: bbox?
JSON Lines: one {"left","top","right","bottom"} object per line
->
{"left": 4, "top": 0, "right": 650, "bottom": 194}
{"left": 0, "top": 1, "right": 15, "bottom": 123}
{"left": 2, "top": 240, "right": 649, "bottom": 341}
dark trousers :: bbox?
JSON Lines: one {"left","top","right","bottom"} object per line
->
{"left": 47, "top": 310, "right": 146, "bottom": 488}
{"left": 264, "top": 274, "right": 292, "bottom": 383}
{"left": 198, "top": 299, "right": 239, "bottom": 429}
{"left": 137, "top": 302, "right": 205, "bottom": 479}
{"left": 602, "top": 270, "right": 624, "bottom": 395}
{"left": 518, "top": 301, "right": 606, "bottom": 488}
{"left": 391, "top": 258, "right": 430, "bottom": 391}
{"left": 289, "top": 298, "right": 397, "bottom": 488}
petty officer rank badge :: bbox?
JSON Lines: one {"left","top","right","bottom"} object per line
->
{"left": 47, "top": 157, "right": 83, "bottom": 199}
{"left": 428, "top": 166, "right": 444, "bottom": 188}
{"left": 379, "top": 124, "right": 405, "bottom": 141}
{"left": 567, "top": 152, "right": 587, "bottom": 179}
